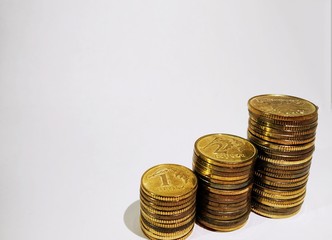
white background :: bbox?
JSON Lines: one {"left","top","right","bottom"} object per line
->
{"left": 0, "top": 1, "right": 331, "bottom": 239}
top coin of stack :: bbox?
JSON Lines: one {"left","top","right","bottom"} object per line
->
{"left": 193, "top": 133, "right": 257, "bottom": 231}
{"left": 140, "top": 164, "right": 197, "bottom": 240}
{"left": 247, "top": 94, "right": 318, "bottom": 218}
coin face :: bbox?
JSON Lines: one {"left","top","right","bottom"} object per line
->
{"left": 194, "top": 133, "right": 257, "bottom": 164}
{"left": 141, "top": 164, "right": 197, "bottom": 198}
{"left": 248, "top": 94, "right": 318, "bottom": 119}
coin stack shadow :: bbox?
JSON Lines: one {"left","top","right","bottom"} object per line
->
{"left": 140, "top": 164, "right": 197, "bottom": 240}
{"left": 247, "top": 94, "right": 318, "bottom": 218}
{"left": 192, "top": 134, "right": 257, "bottom": 231}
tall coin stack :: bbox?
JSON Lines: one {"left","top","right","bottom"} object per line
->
{"left": 140, "top": 164, "right": 197, "bottom": 240}
{"left": 247, "top": 94, "right": 318, "bottom": 218}
{"left": 193, "top": 134, "right": 257, "bottom": 231}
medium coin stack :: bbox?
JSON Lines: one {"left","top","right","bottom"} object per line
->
{"left": 140, "top": 164, "right": 197, "bottom": 240}
{"left": 192, "top": 133, "right": 257, "bottom": 231}
{"left": 247, "top": 94, "right": 318, "bottom": 218}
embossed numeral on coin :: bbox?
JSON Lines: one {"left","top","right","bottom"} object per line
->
{"left": 203, "top": 137, "right": 228, "bottom": 154}
{"left": 159, "top": 173, "right": 170, "bottom": 186}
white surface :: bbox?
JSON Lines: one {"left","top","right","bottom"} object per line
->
{"left": 0, "top": 1, "right": 331, "bottom": 239}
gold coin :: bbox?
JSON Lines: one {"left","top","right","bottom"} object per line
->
{"left": 247, "top": 94, "right": 317, "bottom": 219}
{"left": 255, "top": 167, "right": 310, "bottom": 179}
{"left": 139, "top": 189, "right": 196, "bottom": 208}
{"left": 249, "top": 115, "right": 318, "bottom": 133}
{"left": 198, "top": 201, "right": 250, "bottom": 214}
{"left": 193, "top": 156, "right": 253, "bottom": 178}
{"left": 140, "top": 216, "right": 194, "bottom": 236}
{"left": 196, "top": 173, "right": 253, "bottom": 190}
{"left": 255, "top": 156, "right": 312, "bottom": 169}
{"left": 254, "top": 178, "right": 307, "bottom": 192}
{"left": 248, "top": 118, "right": 318, "bottom": 135}
{"left": 199, "top": 182, "right": 252, "bottom": 195}
{"left": 252, "top": 205, "right": 301, "bottom": 219}
{"left": 140, "top": 208, "right": 195, "bottom": 225}
{"left": 248, "top": 131, "right": 315, "bottom": 153}
{"left": 255, "top": 158, "right": 312, "bottom": 170}
{"left": 253, "top": 179, "right": 308, "bottom": 191}
{"left": 248, "top": 94, "right": 318, "bottom": 121}
{"left": 193, "top": 153, "right": 253, "bottom": 172}
{"left": 196, "top": 212, "right": 250, "bottom": 232}
{"left": 196, "top": 218, "right": 248, "bottom": 232}
{"left": 140, "top": 206, "right": 196, "bottom": 223}
{"left": 140, "top": 193, "right": 195, "bottom": 212}
{"left": 140, "top": 211, "right": 195, "bottom": 229}
{"left": 140, "top": 223, "right": 194, "bottom": 240}
{"left": 248, "top": 124, "right": 316, "bottom": 140}
{"left": 252, "top": 144, "right": 315, "bottom": 157}
{"left": 258, "top": 150, "right": 314, "bottom": 161}
{"left": 140, "top": 198, "right": 196, "bottom": 216}
{"left": 140, "top": 204, "right": 196, "bottom": 223}
{"left": 140, "top": 183, "right": 197, "bottom": 202}
{"left": 252, "top": 190, "right": 306, "bottom": 205}
{"left": 248, "top": 128, "right": 315, "bottom": 145}
{"left": 141, "top": 164, "right": 197, "bottom": 201}
{"left": 199, "top": 173, "right": 252, "bottom": 185}
{"left": 198, "top": 206, "right": 250, "bottom": 221}
{"left": 254, "top": 170, "right": 309, "bottom": 182}
{"left": 141, "top": 216, "right": 195, "bottom": 230}
{"left": 252, "top": 201, "right": 303, "bottom": 212}
{"left": 252, "top": 200, "right": 303, "bottom": 218}
{"left": 199, "top": 189, "right": 250, "bottom": 202}
{"left": 252, "top": 197, "right": 304, "bottom": 209}
{"left": 194, "top": 133, "right": 257, "bottom": 166}
{"left": 254, "top": 171, "right": 309, "bottom": 186}
{"left": 197, "top": 198, "right": 249, "bottom": 212}
{"left": 253, "top": 186, "right": 306, "bottom": 200}
{"left": 249, "top": 111, "right": 318, "bottom": 127}
{"left": 253, "top": 183, "right": 306, "bottom": 196}
{"left": 198, "top": 194, "right": 249, "bottom": 206}
{"left": 198, "top": 188, "right": 250, "bottom": 203}
{"left": 257, "top": 155, "right": 313, "bottom": 166}
{"left": 209, "top": 203, "right": 250, "bottom": 214}
{"left": 140, "top": 201, "right": 196, "bottom": 221}
{"left": 193, "top": 162, "right": 252, "bottom": 181}
{"left": 197, "top": 193, "right": 250, "bottom": 206}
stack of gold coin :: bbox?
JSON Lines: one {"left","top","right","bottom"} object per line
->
{"left": 140, "top": 164, "right": 197, "bottom": 240}
{"left": 247, "top": 94, "right": 318, "bottom": 218}
{"left": 192, "top": 133, "right": 257, "bottom": 231}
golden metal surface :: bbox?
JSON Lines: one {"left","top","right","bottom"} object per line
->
{"left": 139, "top": 164, "right": 197, "bottom": 239}
{"left": 140, "top": 223, "right": 194, "bottom": 240}
{"left": 192, "top": 133, "right": 256, "bottom": 232}
{"left": 141, "top": 164, "right": 197, "bottom": 199}
{"left": 248, "top": 94, "right": 318, "bottom": 120}
{"left": 247, "top": 94, "right": 318, "bottom": 218}
{"left": 196, "top": 212, "right": 250, "bottom": 232}
{"left": 252, "top": 205, "right": 301, "bottom": 219}
{"left": 194, "top": 133, "right": 257, "bottom": 165}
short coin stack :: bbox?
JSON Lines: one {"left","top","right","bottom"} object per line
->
{"left": 193, "top": 133, "right": 257, "bottom": 231}
{"left": 140, "top": 164, "right": 197, "bottom": 240}
{"left": 247, "top": 94, "right": 318, "bottom": 218}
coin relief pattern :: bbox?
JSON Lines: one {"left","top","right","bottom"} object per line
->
{"left": 201, "top": 137, "right": 245, "bottom": 159}
{"left": 147, "top": 168, "right": 189, "bottom": 192}
{"left": 250, "top": 96, "right": 316, "bottom": 116}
